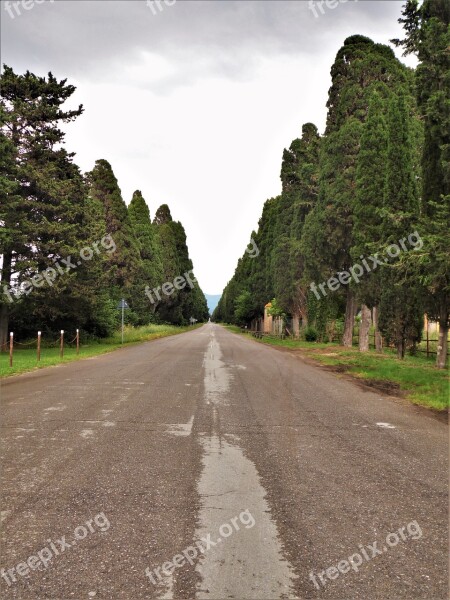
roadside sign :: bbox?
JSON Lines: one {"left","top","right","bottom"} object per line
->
{"left": 117, "top": 299, "right": 130, "bottom": 344}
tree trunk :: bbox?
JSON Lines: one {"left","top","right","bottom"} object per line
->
{"left": 292, "top": 314, "right": 300, "bottom": 338}
{"left": 359, "top": 305, "right": 371, "bottom": 352}
{"left": 343, "top": 289, "right": 357, "bottom": 348}
{"left": 397, "top": 338, "right": 405, "bottom": 360}
{"left": 0, "top": 250, "right": 13, "bottom": 351}
{"left": 372, "top": 305, "right": 383, "bottom": 352}
{"left": 0, "top": 303, "right": 9, "bottom": 352}
{"left": 436, "top": 306, "right": 449, "bottom": 370}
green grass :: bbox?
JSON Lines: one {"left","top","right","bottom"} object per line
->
{"left": 228, "top": 327, "right": 449, "bottom": 411}
{"left": 0, "top": 324, "right": 199, "bottom": 378}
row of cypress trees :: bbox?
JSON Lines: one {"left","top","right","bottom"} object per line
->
{"left": 0, "top": 67, "right": 209, "bottom": 345}
{"left": 214, "top": 1, "right": 449, "bottom": 369}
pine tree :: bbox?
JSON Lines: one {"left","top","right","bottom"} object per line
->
{"left": 0, "top": 66, "right": 86, "bottom": 342}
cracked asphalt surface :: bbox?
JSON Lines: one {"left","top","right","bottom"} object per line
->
{"left": 0, "top": 324, "right": 448, "bottom": 599}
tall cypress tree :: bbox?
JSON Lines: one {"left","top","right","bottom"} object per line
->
{"left": 153, "top": 205, "right": 208, "bottom": 324}
{"left": 378, "top": 93, "right": 423, "bottom": 358}
{"left": 87, "top": 160, "right": 141, "bottom": 306}
{"left": 352, "top": 91, "right": 389, "bottom": 350}
{"left": 272, "top": 123, "right": 320, "bottom": 319}
{"left": 302, "top": 35, "right": 415, "bottom": 347}
{"left": 393, "top": 0, "right": 450, "bottom": 368}
{"left": 128, "top": 191, "right": 163, "bottom": 322}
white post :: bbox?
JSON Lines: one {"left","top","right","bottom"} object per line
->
{"left": 122, "top": 302, "right": 124, "bottom": 344}
{"left": 9, "top": 332, "right": 13, "bottom": 367}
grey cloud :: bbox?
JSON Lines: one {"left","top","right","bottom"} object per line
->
{"left": 2, "top": 0, "right": 406, "bottom": 90}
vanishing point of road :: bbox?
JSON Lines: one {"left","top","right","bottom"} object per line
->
{"left": 1, "top": 324, "right": 448, "bottom": 599}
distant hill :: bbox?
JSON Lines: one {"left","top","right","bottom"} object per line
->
{"left": 205, "top": 294, "right": 221, "bottom": 314}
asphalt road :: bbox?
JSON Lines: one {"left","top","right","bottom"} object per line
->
{"left": 0, "top": 324, "right": 448, "bottom": 599}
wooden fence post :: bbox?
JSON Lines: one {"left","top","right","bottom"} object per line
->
{"left": 37, "top": 331, "right": 41, "bottom": 362}
{"left": 60, "top": 330, "right": 64, "bottom": 359}
{"left": 76, "top": 329, "right": 80, "bottom": 355}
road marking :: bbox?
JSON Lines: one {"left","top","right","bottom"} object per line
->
{"left": 195, "top": 332, "right": 298, "bottom": 599}
{"left": 376, "top": 422, "right": 396, "bottom": 429}
{"left": 44, "top": 405, "right": 67, "bottom": 412}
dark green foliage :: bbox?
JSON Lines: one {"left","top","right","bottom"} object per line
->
{"left": 304, "top": 327, "right": 318, "bottom": 342}
{"left": 128, "top": 190, "right": 163, "bottom": 323}
{"left": 88, "top": 159, "right": 141, "bottom": 292}
{"left": 378, "top": 93, "right": 423, "bottom": 357}
{"left": 351, "top": 92, "right": 388, "bottom": 308}
{"left": 0, "top": 66, "right": 92, "bottom": 342}
{"left": 218, "top": 27, "right": 443, "bottom": 365}
{"left": 392, "top": 1, "right": 449, "bottom": 366}
{"left": 0, "top": 66, "right": 208, "bottom": 340}
{"left": 215, "top": 123, "right": 321, "bottom": 326}
{"left": 234, "top": 291, "right": 258, "bottom": 325}
{"left": 152, "top": 207, "right": 209, "bottom": 324}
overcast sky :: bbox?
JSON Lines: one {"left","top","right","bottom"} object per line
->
{"left": 1, "top": 0, "right": 416, "bottom": 294}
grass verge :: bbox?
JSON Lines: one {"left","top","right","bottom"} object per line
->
{"left": 224, "top": 326, "right": 449, "bottom": 412}
{"left": 0, "top": 324, "right": 200, "bottom": 379}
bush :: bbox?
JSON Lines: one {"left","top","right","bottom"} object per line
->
{"left": 305, "top": 327, "right": 318, "bottom": 342}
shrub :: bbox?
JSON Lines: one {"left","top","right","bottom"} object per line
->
{"left": 305, "top": 327, "right": 318, "bottom": 342}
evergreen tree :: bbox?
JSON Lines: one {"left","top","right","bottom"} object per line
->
{"left": 302, "top": 36, "right": 416, "bottom": 347}
{"left": 352, "top": 91, "right": 389, "bottom": 350}
{"left": 393, "top": 0, "right": 450, "bottom": 367}
{"left": 273, "top": 124, "right": 320, "bottom": 318}
{"left": 378, "top": 93, "right": 423, "bottom": 358}
{"left": 77, "top": 191, "right": 117, "bottom": 336}
{"left": 153, "top": 205, "right": 209, "bottom": 324}
{"left": 128, "top": 190, "right": 163, "bottom": 322}
{"left": 0, "top": 66, "right": 86, "bottom": 342}
{"left": 87, "top": 159, "right": 141, "bottom": 308}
